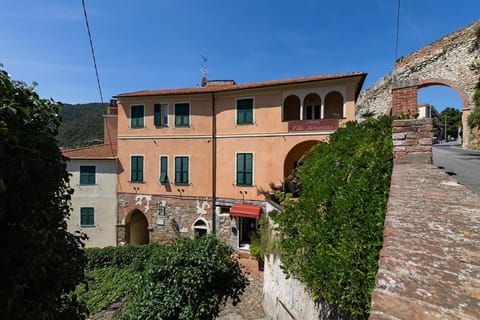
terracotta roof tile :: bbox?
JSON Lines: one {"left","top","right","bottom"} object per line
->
{"left": 62, "top": 144, "right": 117, "bottom": 159}
{"left": 116, "top": 72, "right": 367, "bottom": 98}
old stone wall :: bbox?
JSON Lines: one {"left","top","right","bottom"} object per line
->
{"left": 117, "top": 192, "right": 213, "bottom": 244}
{"left": 263, "top": 254, "right": 351, "bottom": 320}
{"left": 357, "top": 20, "right": 480, "bottom": 147}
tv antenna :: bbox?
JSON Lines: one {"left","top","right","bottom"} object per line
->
{"left": 200, "top": 54, "right": 208, "bottom": 78}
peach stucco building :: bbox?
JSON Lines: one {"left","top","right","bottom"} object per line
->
{"left": 114, "top": 72, "right": 366, "bottom": 249}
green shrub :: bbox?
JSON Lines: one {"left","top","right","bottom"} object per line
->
{"left": 121, "top": 235, "right": 249, "bottom": 320}
{"left": 85, "top": 243, "right": 161, "bottom": 271}
{"left": 75, "top": 267, "right": 138, "bottom": 315}
{"left": 79, "top": 236, "right": 249, "bottom": 319}
{"left": 271, "top": 116, "right": 393, "bottom": 318}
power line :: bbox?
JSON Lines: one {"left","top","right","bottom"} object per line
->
{"left": 82, "top": 0, "right": 104, "bottom": 104}
{"left": 393, "top": 0, "right": 401, "bottom": 84}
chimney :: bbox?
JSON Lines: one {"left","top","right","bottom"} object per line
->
{"left": 201, "top": 76, "right": 207, "bottom": 87}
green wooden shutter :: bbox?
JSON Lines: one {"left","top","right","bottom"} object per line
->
{"left": 175, "top": 103, "right": 189, "bottom": 126}
{"left": 80, "top": 165, "right": 95, "bottom": 184}
{"left": 237, "top": 99, "right": 253, "bottom": 124}
{"left": 175, "top": 156, "right": 189, "bottom": 183}
{"left": 154, "top": 104, "right": 161, "bottom": 126}
{"left": 131, "top": 105, "right": 144, "bottom": 127}
{"left": 237, "top": 153, "right": 253, "bottom": 185}
{"left": 160, "top": 156, "right": 168, "bottom": 183}
{"left": 131, "top": 156, "right": 144, "bottom": 182}
{"left": 80, "top": 207, "right": 94, "bottom": 226}
{"left": 244, "top": 153, "right": 253, "bottom": 185}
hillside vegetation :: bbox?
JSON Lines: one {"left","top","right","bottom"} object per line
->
{"left": 57, "top": 103, "right": 106, "bottom": 148}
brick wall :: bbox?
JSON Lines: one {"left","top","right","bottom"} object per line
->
{"left": 392, "top": 119, "right": 432, "bottom": 164}
{"left": 391, "top": 87, "right": 418, "bottom": 116}
{"left": 370, "top": 119, "right": 480, "bottom": 319}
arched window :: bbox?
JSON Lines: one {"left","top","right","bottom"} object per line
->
{"left": 283, "top": 95, "right": 301, "bottom": 121}
{"left": 324, "top": 91, "right": 344, "bottom": 119}
{"left": 193, "top": 219, "right": 208, "bottom": 238}
{"left": 303, "top": 93, "right": 321, "bottom": 120}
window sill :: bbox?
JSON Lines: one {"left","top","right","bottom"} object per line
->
{"left": 129, "top": 181, "right": 145, "bottom": 184}
{"left": 174, "top": 182, "right": 190, "bottom": 186}
{"left": 174, "top": 125, "right": 191, "bottom": 128}
{"left": 236, "top": 122, "right": 254, "bottom": 125}
{"left": 236, "top": 184, "right": 254, "bottom": 187}
{"left": 80, "top": 225, "right": 96, "bottom": 228}
{"left": 155, "top": 124, "right": 169, "bottom": 128}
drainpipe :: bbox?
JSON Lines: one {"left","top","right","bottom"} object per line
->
{"left": 212, "top": 92, "right": 217, "bottom": 235}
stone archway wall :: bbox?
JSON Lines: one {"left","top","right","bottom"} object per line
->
{"left": 357, "top": 20, "right": 480, "bottom": 147}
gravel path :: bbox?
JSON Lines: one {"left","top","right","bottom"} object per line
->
{"left": 216, "top": 273, "right": 265, "bottom": 320}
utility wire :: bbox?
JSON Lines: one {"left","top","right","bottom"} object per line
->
{"left": 82, "top": 0, "right": 104, "bottom": 104}
{"left": 393, "top": 0, "right": 401, "bottom": 84}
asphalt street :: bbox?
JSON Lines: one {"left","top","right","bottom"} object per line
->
{"left": 433, "top": 143, "right": 480, "bottom": 194}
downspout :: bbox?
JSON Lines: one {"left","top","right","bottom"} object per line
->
{"left": 212, "top": 91, "right": 217, "bottom": 235}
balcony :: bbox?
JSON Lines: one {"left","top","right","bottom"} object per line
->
{"left": 287, "top": 119, "right": 340, "bottom": 133}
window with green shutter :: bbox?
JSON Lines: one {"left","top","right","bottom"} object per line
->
{"left": 174, "top": 156, "right": 189, "bottom": 184}
{"left": 131, "top": 105, "right": 144, "bottom": 128}
{"left": 80, "top": 207, "right": 95, "bottom": 226}
{"left": 174, "top": 103, "right": 190, "bottom": 127}
{"left": 131, "top": 155, "right": 144, "bottom": 182}
{"left": 160, "top": 156, "right": 168, "bottom": 183}
{"left": 236, "top": 98, "right": 253, "bottom": 124}
{"left": 79, "top": 165, "right": 95, "bottom": 185}
{"left": 236, "top": 153, "right": 253, "bottom": 185}
{"left": 154, "top": 103, "right": 169, "bottom": 126}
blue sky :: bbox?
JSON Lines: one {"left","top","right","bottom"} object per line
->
{"left": 1, "top": 1, "right": 479, "bottom": 111}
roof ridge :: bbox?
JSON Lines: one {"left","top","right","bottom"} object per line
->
{"left": 116, "top": 72, "right": 367, "bottom": 98}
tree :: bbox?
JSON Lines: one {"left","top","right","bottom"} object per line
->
{"left": 0, "top": 67, "right": 87, "bottom": 319}
{"left": 439, "top": 107, "right": 462, "bottom": 139}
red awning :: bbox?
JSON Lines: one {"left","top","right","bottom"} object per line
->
{"left": 230, "top": 204, "right": 262, "bottom": 219}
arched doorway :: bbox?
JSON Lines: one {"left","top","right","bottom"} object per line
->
{"left": 193, "top": 219, "right": 208, "bottom": 239}
{"left": 125, "top": 209, "right": 149, "bottom": 244}
{"left": 283, "top": 140, "right": 320, "bottom": 186}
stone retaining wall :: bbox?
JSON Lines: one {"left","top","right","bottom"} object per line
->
{"left": 370, "top": 119, "right": 480, "bottom": 319}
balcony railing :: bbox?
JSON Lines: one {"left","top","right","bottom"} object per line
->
{"left": 288, "top": 119, "right": 340, "bottom": 132}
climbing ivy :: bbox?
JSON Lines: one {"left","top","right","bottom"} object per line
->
{"left": 271, "top": 116, "right": 393, "bottom": 318}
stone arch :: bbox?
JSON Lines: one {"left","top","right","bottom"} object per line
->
{"left": 418, "top": 79, "right": 469, "bottom": 111}
{"left": 357, "top": 20, "right": 480, "bottom": 147}
{"left": 324, "top": 91, "right": 344, "bottom": 119}
{"left": 125, "top": 209, "right": 149, "bottom": 244}
{"left": 283, "top": 95, "right": 301, "bottom": 121}
{"left": 192, "top": 217, "right": 209, "bottom": 238}
{"left": 283, "top": 140, "right": 319, "bottom": 179}
{"left": 303, "top": 93, "right": 321, "bottom": 120}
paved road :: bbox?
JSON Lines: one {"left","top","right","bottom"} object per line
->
{"left": 433, "top": 143, "right": 480, "bottom": 194}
